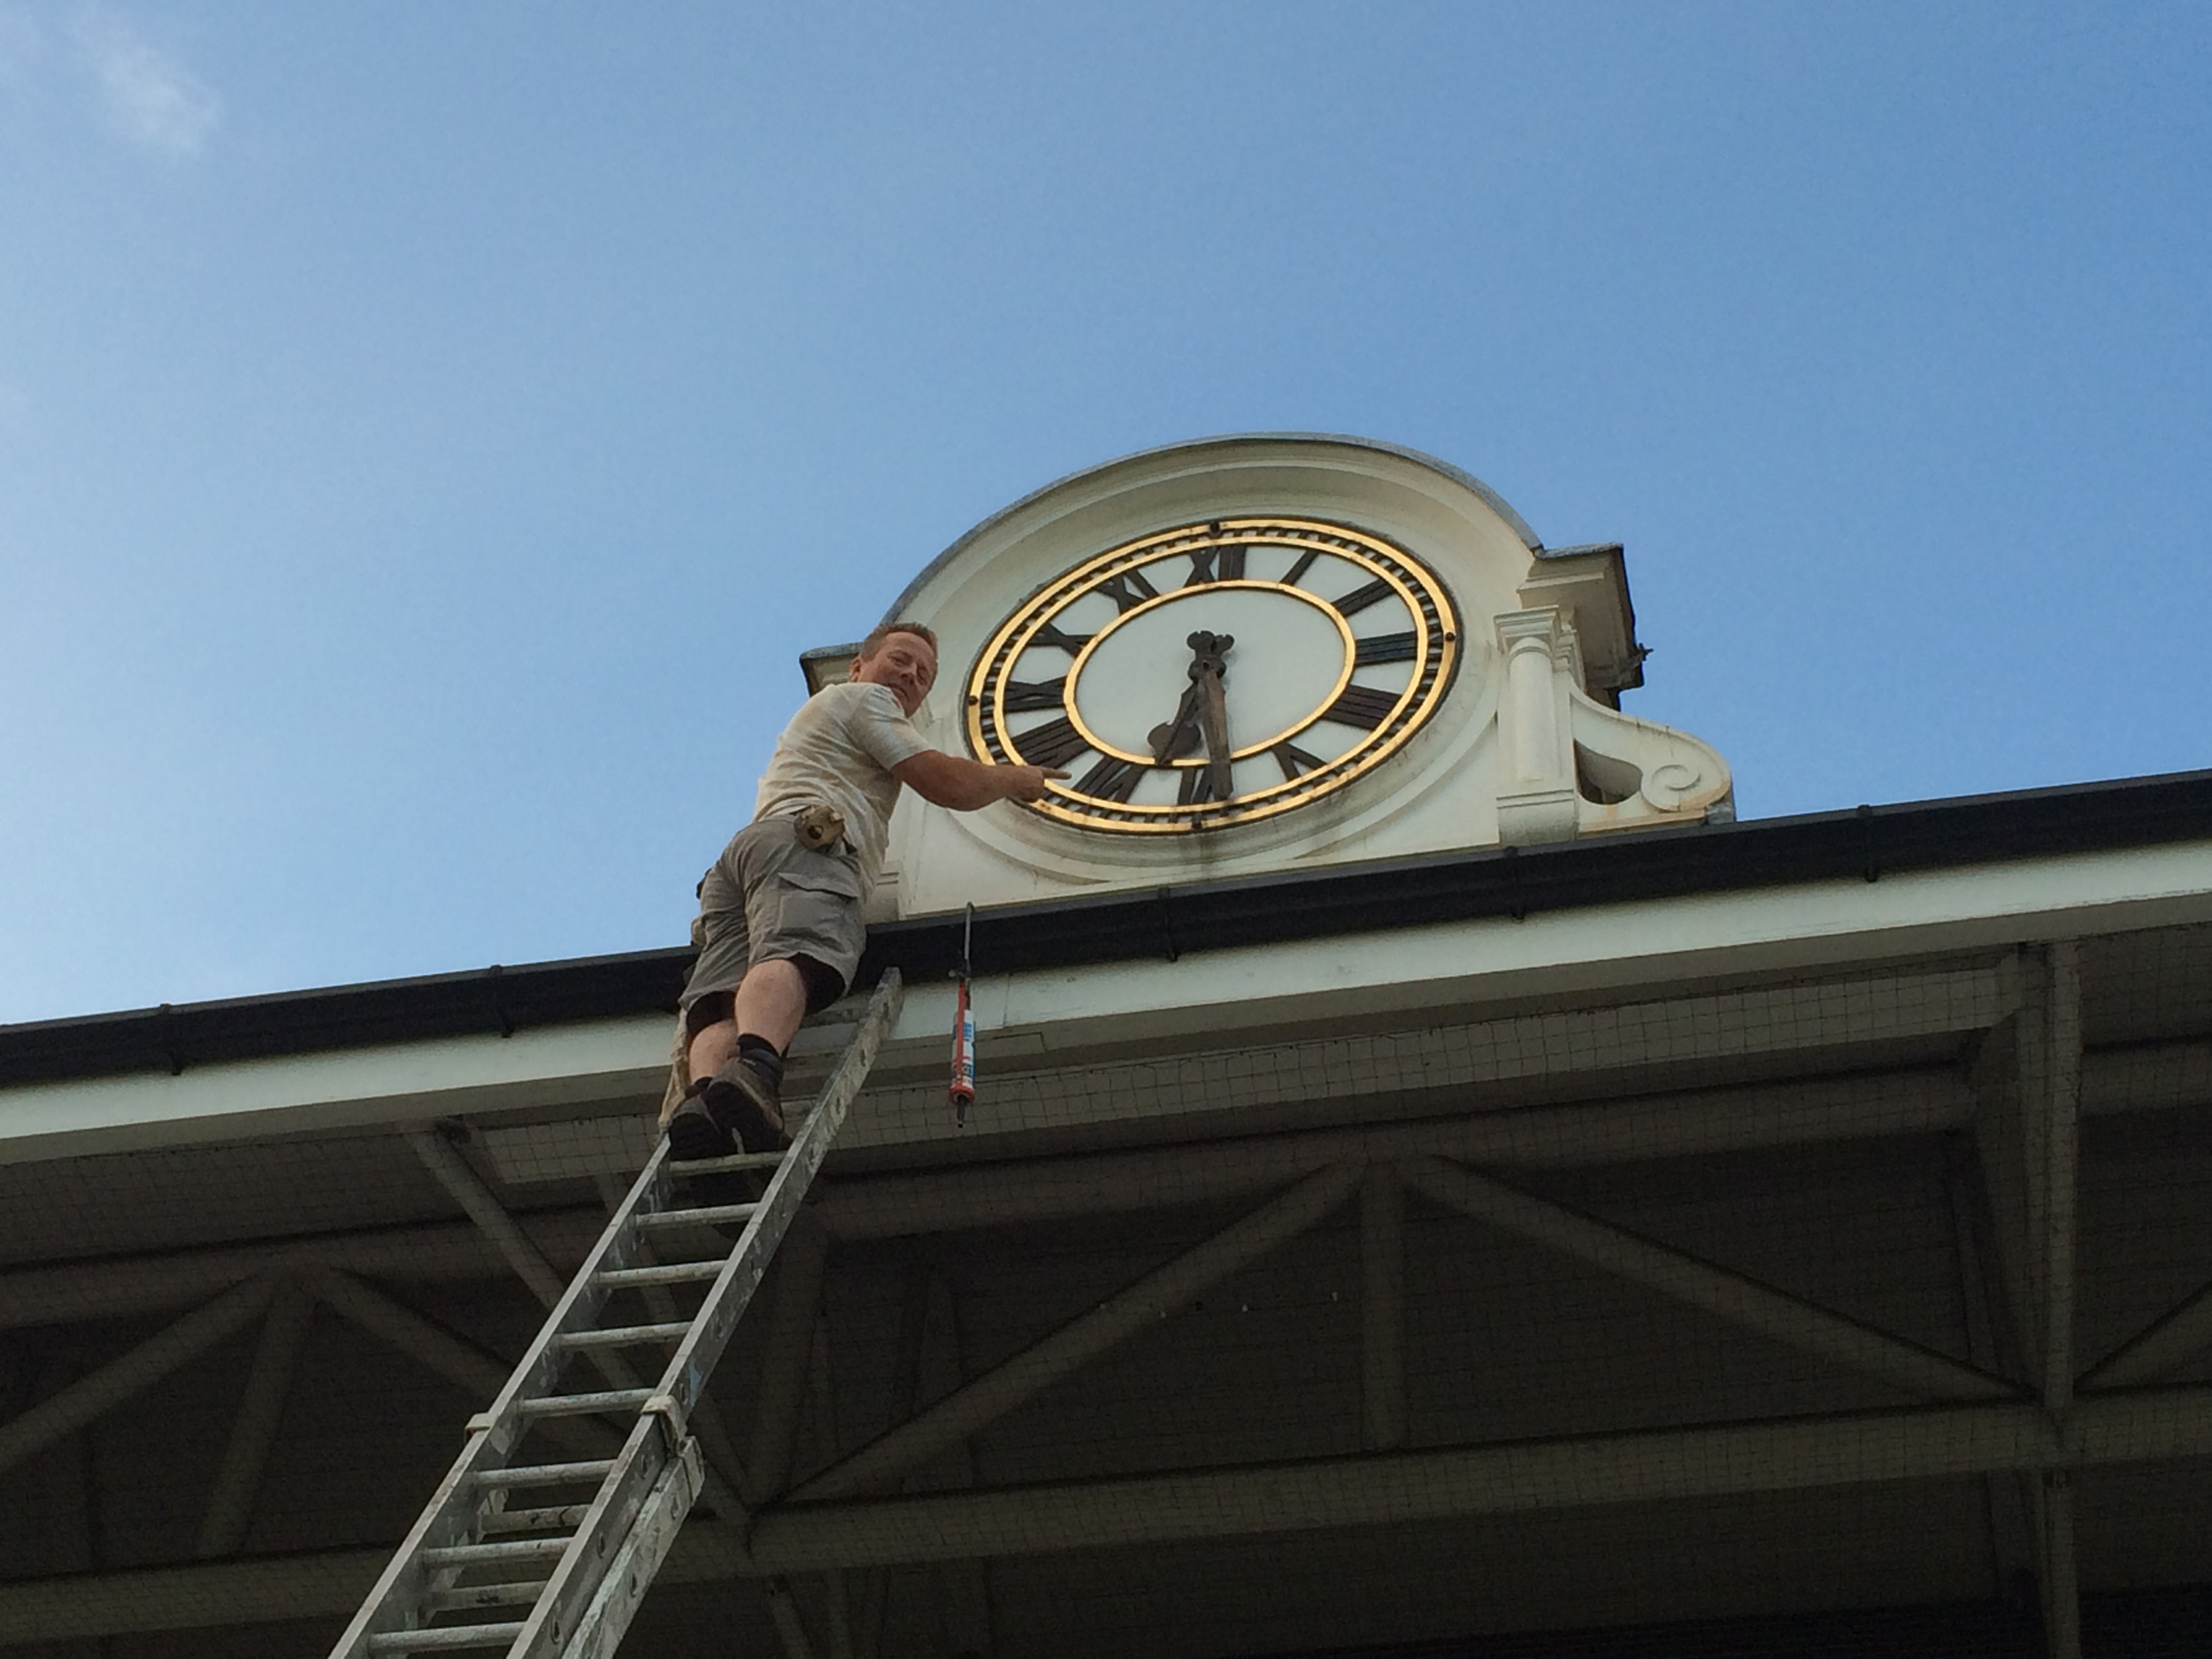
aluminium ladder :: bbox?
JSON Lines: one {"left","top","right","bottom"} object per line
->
{"left": 329, "top": 969, "right": 904, "bottom": 1659}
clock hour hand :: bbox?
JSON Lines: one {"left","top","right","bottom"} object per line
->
{"left": 1147, "top": 684, "right": 1203, "bottom": 765}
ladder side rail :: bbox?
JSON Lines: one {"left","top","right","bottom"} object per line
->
{"left": 327, "top": 1146, "right": 677, "bottom": 1657}
{"left": 555, "top": 1438, "right": 705, "bottom": 1659}
{"left": 494, "top": 1412, "right": 680, "bottom": 1659}
{"left": 511, "top": 970, "right": 903, "bottom": 1659}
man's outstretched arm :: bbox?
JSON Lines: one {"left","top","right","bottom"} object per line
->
{"left": 893, "top": 750, "right": 1066, "bottom": 810}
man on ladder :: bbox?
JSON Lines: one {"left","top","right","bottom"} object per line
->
{"left": 665, "top": 620, "right": 1064, "bottom": 1161}
{"left": 330, "top": 620, "right": 1064, "bottom": 1659}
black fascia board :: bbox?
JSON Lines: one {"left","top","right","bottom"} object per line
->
{"left": 0, "top": 951, "right": 698, "bottom": 1092}
{"left": 3, "top": 767, "right": 2208, "bottom": 1090}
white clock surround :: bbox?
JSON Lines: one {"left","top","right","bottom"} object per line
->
{"left": 804, "top": 435, "right": 1733, "bottom": 919}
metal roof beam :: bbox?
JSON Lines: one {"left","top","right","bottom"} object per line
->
{"left": 817, "top": 964, "right": 2007, "bottom": 1163}
{"left": 822, "top": 1066, "right": 1974, "bottom": 1240}
{"left": 4, "top": 1389, "right": 2208, "bottom": 1641}
{"left": 194, "top": 1278, "right": 312, "bottom": 1559}
{"left": 0, "top": 1527, "right": 759, "bottom": 1644}
{"left": 0, "top": 1276, "right": 275, "bottom": 1479}
{"left": 2035, "top": 943, "right": 2085, "bottom": 1659}
{"left": 791, "top": 1164, "right": 1363, "bottom": 1503}
{"left": 1360, "top": 1165, "right": 1407, "bottom": 1452}
{"left": 2037, "top": 1472, "right": 2083, "bottom": 1659}
{"left": 404, "top": 1123, "right": 668, "bottom": 1456}
{"left": 308, "top": 1268, "right": 617, "bottom": 1463}
{"left": 1967, "top": 944, "right": 2085, "bottom": 1659}
{"left": 407, "top": 1126, "right": 568, "bottom": 1307}
{"left": 0, "top": 1212, "right": 604, "bottom": 1333}
{"left": 2040, "top": 942, "right": 2083, "bottom": 1419}
{"left": 2080, "top": 1276, "right": 2212, "bottom": 1388}
{"left": 1941, "top": 1133, "right": 2039, "bottom": 1602}
{"left": 1402, "top": 1157, "right": 2013, "bottom": 1403}
{"left": 752, "top": 1386, "right": 2212, "bottom": 1572}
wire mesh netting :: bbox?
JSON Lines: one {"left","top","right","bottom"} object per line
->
{"left": 1, "top": 921, "right": 2209, "bottom": 1657}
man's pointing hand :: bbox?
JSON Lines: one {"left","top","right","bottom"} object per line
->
{"left": 1000, "top": 764, "right": 1071, "bottom": 802}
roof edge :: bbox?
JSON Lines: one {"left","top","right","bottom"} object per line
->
{"left": 5, "top": 768, "right": 2211, "bottom": 1092}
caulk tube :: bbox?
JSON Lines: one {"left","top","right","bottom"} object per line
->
{"left": 949, "top": 977, "right": 976, "bottom": 1126}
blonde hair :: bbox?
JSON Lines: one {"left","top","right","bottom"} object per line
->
{"left": 857, "top": 621, "right": 938, "bottom": 658}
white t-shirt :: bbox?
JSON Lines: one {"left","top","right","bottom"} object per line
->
{"left": 753, "top": 681, "right": 929, "bottom": 887}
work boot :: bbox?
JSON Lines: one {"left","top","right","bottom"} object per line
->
{"left": 697, "top": 1048, "right": 787, "bottom": 1155}
{"left": 664, "top": 1082, "right": 738, "bottom": 1164}
{"left": 664, "top": 1071, "right": 772, "bottom": 1222}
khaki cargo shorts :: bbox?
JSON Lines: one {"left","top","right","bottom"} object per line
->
{"left": 681, "top": 814, "right": 866, "bottom": 1020}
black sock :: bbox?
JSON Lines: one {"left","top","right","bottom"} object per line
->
{"left": 734, "top": 1033, "right": 785, "bottom": 1082}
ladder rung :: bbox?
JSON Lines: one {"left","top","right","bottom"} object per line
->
{"left": 595, "top": 1261, "right": 726, "bottom": 1288}
{"left": 640, "top": 1202, "right": 759, "bottom": 1230}
{"left": 473, "top": 1459, "right": 612, "bottom": 1489}
{"left": 667, "top": 1148, "right": 784, "bottom": 1174}
{"left": 518, "top": 1387, "right": 654, "bottom": 1417}
{"left": 368, "top": 1624, "right": 526, "bottom": 1653}
{"left": 427, "top": 1578, "right": 553, "bottom": 1612}
{"left": 483, "top": 1502, "right": 590, "bottom": 1534}
{"left": 668, "top": 1145, "right": 787, "bottom": 1173}
{"left": 422, "top": 1536, "right": 572, "bottom": 1568}
{"left": 558, "top": 1321, "right": 693, "bottom": 1350}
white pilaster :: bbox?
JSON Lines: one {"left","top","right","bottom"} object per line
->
{"left": 1494, "top": 607, "right": 1579, "bottom": 845}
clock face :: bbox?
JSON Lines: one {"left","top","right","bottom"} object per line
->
{"left": 966, "top": 518, "right": 1460, "bottom": 833}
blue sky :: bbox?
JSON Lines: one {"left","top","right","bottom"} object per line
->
{"left": 2, "top": 3, "right": 2208, "bottom": 1023}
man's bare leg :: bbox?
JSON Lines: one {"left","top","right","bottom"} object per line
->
{"left": 685, "top": 958, "right": 808, "bottom": 1082}
{"left": 733, "top": 957, "right": 809, "bottom": 1051}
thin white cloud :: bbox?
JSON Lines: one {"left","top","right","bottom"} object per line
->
{"left": 73, "top": 5, "right": 219, "bottom": 157}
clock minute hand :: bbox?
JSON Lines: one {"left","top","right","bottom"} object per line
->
{"left": 1146, "top": 631, "right": 1235, "bottom": 790}
{"left": 1188, "top": 630, "right": 1234, "bottom": 802}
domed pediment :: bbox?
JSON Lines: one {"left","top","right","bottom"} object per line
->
{"left": 803, "top": 434, "right": 1732, "bottom": 916}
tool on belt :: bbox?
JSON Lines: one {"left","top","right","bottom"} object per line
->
{"left": 794, "top": 803, "right": 846, "bottom": 849}
{"left": 949, "top": 902, "right": 976, "bottom": 1128}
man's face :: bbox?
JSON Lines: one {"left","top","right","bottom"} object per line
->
{"left": 850, "top": 631, "right": 937, "bottom": 716}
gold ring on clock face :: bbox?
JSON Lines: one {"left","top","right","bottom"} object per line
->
{"left": 964, "top": 518, "right": 1460, "bottom": 833}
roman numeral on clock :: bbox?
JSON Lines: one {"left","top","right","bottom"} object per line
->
{"left": 1320, "top": 686, "right": 1402, "bottom": 730}
{"left": 1331, "top": 578, "right": 1394, "bottom": 618}
{"left": 1002, "top": 677, "right": 1067, "bottom": 713}
{"left": 1095, "top": 567, "right": 1161, "bottom": 613}
{"left": 1271, "top": 741, "right": 1328, "bottom": 781}
{"left": 1184, "top": 544, "right": 1248, "bottom": 586}
{"left": 1014, "top": 718, "right": 1092, "bottom": 768}
{"left": 1354, "top": 631, "right": 1419, "bottom": 665}
{"left": 1032, "top": 622, "right": 1093, "bottom": 654}
{"left": 1074, "top": 755, "right": 1147, "bottom": 802}
{"left": 1176, "top": 764, "right": 1217, "bottom": 806}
